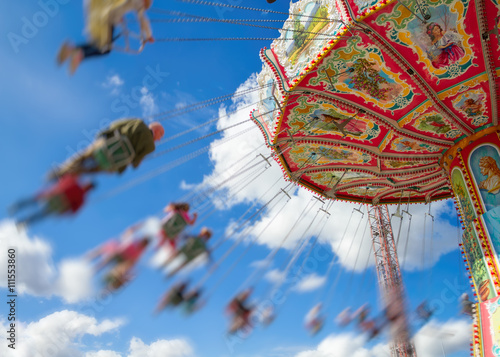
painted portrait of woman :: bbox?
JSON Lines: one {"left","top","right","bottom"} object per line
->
{"left": 425, "top": 22, "right": 465, "bottom": 69}
{"left": 470, "top": 145, "right": 500, "bottom": 211}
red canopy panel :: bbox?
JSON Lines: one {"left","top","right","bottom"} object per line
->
{"left": 253, "top": 0, "right": 498, "bottom": 204}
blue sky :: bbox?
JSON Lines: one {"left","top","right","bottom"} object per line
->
{"left": 0, "top": 1, "right": 471, "bottom": 356}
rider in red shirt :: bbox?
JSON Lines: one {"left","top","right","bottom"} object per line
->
{"left": 10, "top": 175, "right": 96, "bottom": 226}
{"left": 226, "top": 289, "right": 254, "bottom": 334}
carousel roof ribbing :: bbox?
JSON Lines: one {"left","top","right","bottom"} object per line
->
{"left": 252, "top": 0, "right": 500, "bottom": 205}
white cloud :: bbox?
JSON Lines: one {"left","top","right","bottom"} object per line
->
{"left": 56, "top": 259, "right": 94, "bottom": 303}
{"left": 293, "top": 318, "right": 470, "bottom": 357}
{"left": 249, "top": 259, "right": 268, "bottom": 269}
{"left": 86, "top": 351, "right": 122, "bottom": 357}
{"left": 102, "top": 75, "right": 124, "bottom": 95}
{"left": 192, "top": 74, "right": 280, "bottom": 209}
{"left": 295, "top": 333, "right": 384, "bottom": 357}
{"left": 139, "top": 217, "right": 162, "bottom": 237}
{"left": 128, "top": 337, "right": 195, "bottom": 357}
{"left": 179, "top": 180, "right": 197, "bottom": 191}
{"left": 175, "top": 101, "right": 188, "bottom": 110}
{"left": 191, "top": 73, "right": 460, "bottom": 272}
{"left": 265, "top": 269, "right": 286, "bottom": 284}
{"left": 413, "top": 319, "right": 470, "bottom": 356}
{"left": 0, "top": 310, "right": 195, "bottom": 357}
{"left": 0, "top": 310, "right": 124, "bottom": 357}
{"left": 293, "top": 273, "right": 326, "bottom": 292}
{"left": 0, "top": 220, "right": 94, "bottom": 303}
{"left": 389, "top": 201, "right": 460, "bottom": 271}
{"left": 87, "top": 337, "right": 196, "bottom": 357}
{"left": 235, "top": 191, "right": 458, "bottom": 272}
{"left": 140, "top": 87, "right": 157, "bottom": 117}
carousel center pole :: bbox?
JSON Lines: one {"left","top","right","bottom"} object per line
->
{"left": 367, "top": 204, "right": 416, "bottom": 357}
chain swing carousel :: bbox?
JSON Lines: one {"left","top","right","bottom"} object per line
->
{"left": 251, "top": 0, "right": 500, "bottom": 355}
{"left": 21, "top": 0, "right": 500, "bottom": 353}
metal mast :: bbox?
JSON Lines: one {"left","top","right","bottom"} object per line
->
{"left": 367, "top": 205, "right": 416, "bottom": 357}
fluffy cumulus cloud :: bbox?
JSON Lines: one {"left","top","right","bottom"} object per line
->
{"left": 293, "top": 273, "right": 326, "bottom": 292}
{"left": 265, "top": 269, "right": 286, "bottom": 284}
{"left": 140, "top": 86, "right": 157, "bottom": 117}
{"left": 0, "top": 310, "right": 195, "bottom": 357}
{"left": 0, "top": 220, "right": 94, "bottom": 303}
{"left": 294, "top": 318, "right": 470, "bottom": 357}
{"left": 56, "top": 258, "right": 95, "bottom": 303}
{"left": 193, "top": 74, "right": 281, "bottom": 209}
{"left": 127, "top": 337, "right": 195, "bottom": 357}
{"left": 264, "top": 270, "right": 325, "bottom": 293}
{"left": 0, "top": 310, "right": 124, "bottom": 357}
{"left": 240, "top": 184, "right": 457, "bottom": 272}
{"left": 295, "top": 333, "right": 385, "bottom": 357}
{"left": 190, "top": 74, "right": 460, "bottom": 272}
{"left": 86, "top": 352, "right": 122, "bottom": 357}
{"left": 389, "top": 200, "right": 459, "bottom": 271}
{"left": 86, "top": 337, "right": 195, "bottom": 357}
{"left": 413, "top": 319, "right": 470, "bottom": 356}
{"left": 102, "top": 75, "right": 124, "bottom": 95}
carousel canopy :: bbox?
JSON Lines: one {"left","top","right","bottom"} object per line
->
{"left": 253, "top": 0, "right": 500, "bottom": 205}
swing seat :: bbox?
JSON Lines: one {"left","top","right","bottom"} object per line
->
{"left": 184, "top": 293, "right": 201, "bottom": 313}
{"left": 93, "top": 130, "right": 135, "bottom": 171}
{"left": 105, "top": 271, "right": 131, "bottom": 290}
{"left": 162, "top": 213, "right": 188, "bottom": 239}
{"left": 46, "top": 195, "right": 69, "bottom": 214}
{"left": 112, "top": 28, "right": 147, "bottom": 54}
{"left": 180, "top": 237, "right": 207, "bottom": 262}
{"left": 168, "top": 292, "right": 184, "bottom": 307}
{"left": 311, "top": 321, "right": 323, "bottom": 334}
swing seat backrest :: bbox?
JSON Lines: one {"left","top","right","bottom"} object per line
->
{"left": 162, "top": 212, "right": 188, "bottom": 239}
{"left": 93, "top": 130, "right": 135, "bottom": 171}
{"left": 180, "top": 237, "right": 207, "bottom": 261}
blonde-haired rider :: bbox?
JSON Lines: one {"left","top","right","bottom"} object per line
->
{"left": 58, "top": 0, "right": 154, "bottom": 74}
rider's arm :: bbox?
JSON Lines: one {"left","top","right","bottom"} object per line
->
{"left": 131, "top": 131, "right": 155, "bottom": 168}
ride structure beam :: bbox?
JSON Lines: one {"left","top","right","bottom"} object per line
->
{"left": 367, "top": 205, "right": 416, "bottom": 357}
